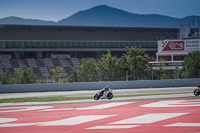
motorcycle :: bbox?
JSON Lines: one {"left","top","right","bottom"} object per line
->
{"left": 94, "top": 88, "right": 113, "bottom": 100}
{"left": 194, "top": 85, "right": 200, "bottom": 96}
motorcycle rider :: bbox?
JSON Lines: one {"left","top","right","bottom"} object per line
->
{"left": 100, "top": 86, "right": 110, "bottom": 96}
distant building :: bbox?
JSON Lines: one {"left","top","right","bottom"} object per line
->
{"left": 179, "top": 24, "right": 191, "bottom": 39}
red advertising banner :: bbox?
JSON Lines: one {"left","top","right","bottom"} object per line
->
{"left": 162, "top": 41, "right": 184, "bottom": 51}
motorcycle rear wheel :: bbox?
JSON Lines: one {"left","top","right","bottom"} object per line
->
{"left": 107, "top": 93, "right": 113, "bottom": 100}
{"left": 194, "top": 89, "right": 200, "bottom": 96}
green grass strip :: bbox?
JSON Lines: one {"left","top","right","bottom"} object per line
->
{"left": 0, "top": 92, "right": 190, "bottom": 103}
{"left": 0, "top": 96, "right": 93, "bottom": 103}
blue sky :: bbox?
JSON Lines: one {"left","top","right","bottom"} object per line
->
{"left": 0, "top": 0, "right": 199, "bottom": 21}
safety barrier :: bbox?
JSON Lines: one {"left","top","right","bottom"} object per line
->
{"left": 0, "top": 78, "right": 199, "bottom": 93}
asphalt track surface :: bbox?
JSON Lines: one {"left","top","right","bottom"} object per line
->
{"left": 0, "top": 97, "right": 199, "bottom": 133}
{"left": 0, "top": 87, "right": 196, "bottom": 99}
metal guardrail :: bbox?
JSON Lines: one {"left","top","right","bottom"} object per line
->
{"left": 0, "top": 78, "right": 199, "bottom": 93}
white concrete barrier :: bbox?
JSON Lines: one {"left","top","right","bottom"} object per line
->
{"left": 0, "top": 78, "right": 199, "bottom": 93}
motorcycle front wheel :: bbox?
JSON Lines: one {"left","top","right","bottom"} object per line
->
{"left": 107, "top": 93, "right": 113, "bottom": 100}
{"left": 194, "top": 89, "right": 200, "bottom": 96}
{"left": 94, "top": 94, "right": 100, "bottom": 100}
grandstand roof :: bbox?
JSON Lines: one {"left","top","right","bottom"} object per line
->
{"left": 0, "top": 24, "right": 178, "bottom": 41}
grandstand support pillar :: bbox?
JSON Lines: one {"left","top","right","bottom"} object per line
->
{"left": 37, "top": 52, "right": 42, "bottom": 58}
{"left": 177, "top": 70, "right": 180, "bottom": 80}
{"left": 151, "top": 64, "right": 154, "bottom": 80}
{"left": 19, "top": 72, "right": 21, "bottom": 84}
{"left": 19, "top": 68, "right": 21, "bottom": 84}
{"left": 46, "top": 74, "right": 48, "bottom": 83}
{"left": 14, "top": 52, "right": 20, "bottom": 58}
{"left": 73, "top": 71, "right": 76, "bottom": 83}
{"left": 156, "top": 53, "right": 158, "bottom": 62}
{"left": 126, "top": 70, "right": 128, "bottom": 81}
{"left": 171, "top": 54, "right": 174, "bottom": 61}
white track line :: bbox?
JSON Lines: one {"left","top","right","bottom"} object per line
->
{"left": 87, "top": 125, "right": 139, "bottom": 129}
{"left": 40, "top": 115, "right": 116, "bottom": 126}
{"left": 41, "top": 102, "right": 134, "bottom": 111}
{"left": 110, "top": 113, "right": 188, "bottom": 124}
{"left": 140, "top": 99, "right": 200, "bottom": 107}
{"left": 0, "top": 106, "right": 53, "bottom": 113}
{"left": 164, "top": 123, "right": 200, "bottom": 127}
{"left": 0, "top": 118, "right": 17, "bottom": 123}
{"left": 0, "top": 115, "right": 116, "bottom": 127}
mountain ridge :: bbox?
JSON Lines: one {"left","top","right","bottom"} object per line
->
{"left": 0, "top": 5, "right": 196, "bottom": 28}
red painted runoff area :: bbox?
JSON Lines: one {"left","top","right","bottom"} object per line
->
{"left": 0, "top": 98, "right": 199, "bottom": 133}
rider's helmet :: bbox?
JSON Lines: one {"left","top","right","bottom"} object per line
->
{"left": 105, "top": 86, "right": 109, "bottom": 91}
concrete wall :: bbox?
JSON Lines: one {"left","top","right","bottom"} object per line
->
{"left": 0, "top": 78, "right": 199, "bottom": 93}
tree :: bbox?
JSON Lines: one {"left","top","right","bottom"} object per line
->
{"left": 11, "top": 68, "right": 36, "bottom": 84}
{"left": 50, "top": 66, "right": 64, "bottom": 83}
{"left": 96, "top": 50, "right": 121, "bottom": 81}
{"left": 174, "top": 66, "right": 181, "bottom": 79}
{"left": 0, "top": 70, "right": 11, "bottom": 84}
{"left": 157, "top": 59, "right": 169, "bottom": 79}
{"left": 120, "top": 47, "right": 148, "bottom": 80}
{"left": 75, "top": 59, "right": 99, "bottom": 82}
{"left": 21, "top": 68, "right": 36, "bottom": 84}
{"left": 182, "top": 51, "right": 200, "bottom": 78}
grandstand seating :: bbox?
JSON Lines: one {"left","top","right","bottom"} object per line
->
{"left": 87, "top": 58, "right": 96, "bottom": 63}
{"left": 65, "top": 58, "right": 74, "bottom": 67}
{"left": 10, "top": 59, "right": 19, "bottom": 68}
{"left": 52, "top": 58, "right": 61, "bottom": 67}
{"left": 17, "top": 59, "right": 27, "bottom": 68}
{"left": 27, "top": 58, "right": 37, "bottom": 67}
{"left": 43, "top": 58, "right": 54, "bottom": 68}
{"left": 71, "top": 58, "right": 81, "bottom": 68}
{"left": 58, "top": 58, "right": 68, "bottom": 67}
{"left": 32, "top": 67, "right": 42, "bottom": 77}
{"left": 20, "top": 59, "right": 29, "bottom": 67}
{"left": 59, "top": 58, "right": 73, "bottom": 70}
{"left": 1, "top": 58, "right": 11, "bottom": 68}
{"left": 0, "top": 57, "right": 97, "bottom": 80}
{"left": 39, "top": 67, "right": 50, "bottom": 77}
{"left": 35, "top": 59, "right": 45, "bottom": 67}
{"left": 63, "top": 67, "right": 73, "bottom": 76}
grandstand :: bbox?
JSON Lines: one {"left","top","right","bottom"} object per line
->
{"left": 0, "top": 24, "right": 179, "bottom": 80}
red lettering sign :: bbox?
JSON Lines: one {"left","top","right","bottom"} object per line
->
{"left": 162, "top": 41, "right": 184, "bottom": 51}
